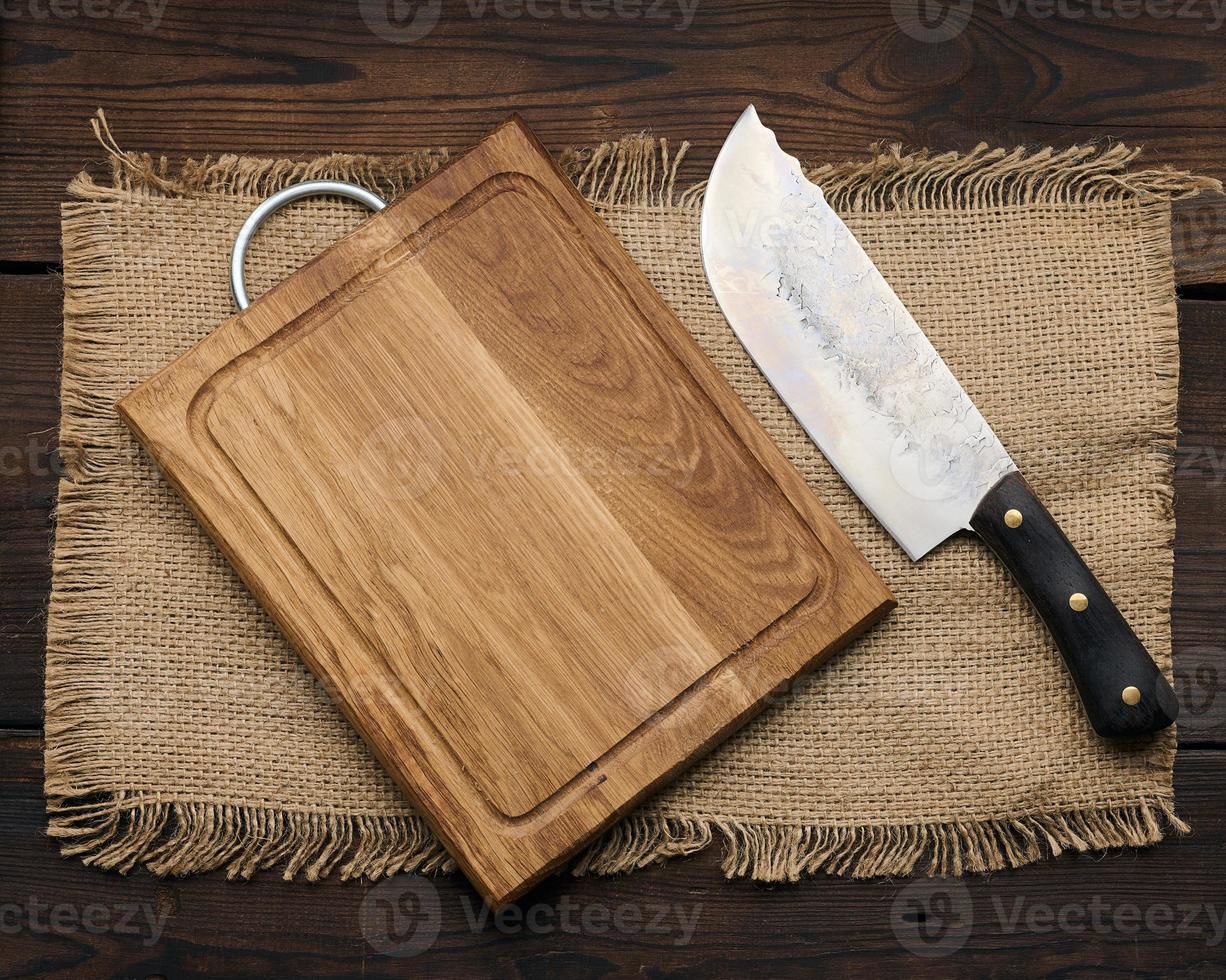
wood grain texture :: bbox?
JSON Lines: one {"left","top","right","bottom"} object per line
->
{"left": 1, "top": 1, "right": 1224, "bottom": 280}
{"left": 4, "top": 290, "right": 1222, "bottom": 740}
{"left": 1172, "top": 300, "right": 1226, "bottom": 743}
{"left": 0, "top": 275, "right": 61, "bottom": 729}
{"left": 2, "top": 4, "right": 1224, "bottom": 971}
{"left": 116, "top": 117, "right": 893, "bottom": 905}
{"left": 4, "top": 734, "right": 1226, "bottom": 977}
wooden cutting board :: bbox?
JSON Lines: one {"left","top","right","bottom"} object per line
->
{"left": 117, "top": 116, "right": 894, "bottom": 905}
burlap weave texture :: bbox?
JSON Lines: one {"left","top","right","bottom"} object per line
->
{"left": 46, "top": 116, "right": 1217, "bottom": 881}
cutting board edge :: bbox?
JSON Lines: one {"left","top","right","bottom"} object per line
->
{"left": 484, "top": 586, "right": 896, "bottom": 906}
{"left": 112, "top": 113, "right": 898, "bottom": 906}
{"left": 118, "top": 379, "right": 895, "bottom": 907}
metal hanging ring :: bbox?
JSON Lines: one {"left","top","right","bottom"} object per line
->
{"left": 230, "top": 180, "right": 388, "bottom": 310}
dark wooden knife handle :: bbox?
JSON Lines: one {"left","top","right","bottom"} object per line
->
{"left": 969, "top": 471, "right": 1178, "bottom": 738}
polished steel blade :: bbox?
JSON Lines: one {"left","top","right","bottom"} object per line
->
{"left": 700, "top": 106, "right": 1015, "bottom": 560}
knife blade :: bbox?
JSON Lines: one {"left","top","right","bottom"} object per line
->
{"left": 700, "top": 105, "right": 1178, "bottom": 738}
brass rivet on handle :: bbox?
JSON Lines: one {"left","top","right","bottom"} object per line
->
{"left": 1069, "top": 592, "right": 1089, "bottom": 612}
{"left": 1122, "top": 686, "right": 1141, "bottom": 706}
{"left": 1004, "top": 509, "right": 1023, "bottom": 528}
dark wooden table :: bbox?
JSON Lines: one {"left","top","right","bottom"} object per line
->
{"left": 2, "top": 3, "right": 1224, "bottom": 976}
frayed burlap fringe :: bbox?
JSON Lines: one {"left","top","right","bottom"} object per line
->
{"left": 49, "top": 795, "right": 454, "bottom": 881}
{"left": 43, "top": 795, "right": 1187, "bottom": 884}
{"left": 803, "top": 141, "right": 1219, "bottom": 212}
{"left": 560, "top": 134, "right": 689, "bottom": 209}
{"left": 84, "top": 110, "right": 452, "bottom": 203}
{"left": 678, "top": 139, "right": 1221, "bottom": 211}
{"left": 48, "top": 110, "right": 1211, "bottom": 885}
{"left": 79, "top": 109, "right": 689, "bottom": 211}
{"left": 574, "top": 802, "right": 1189, "bottom": 882}
{"left": 77, "top": 109, "right": 1220, "bottom": 214}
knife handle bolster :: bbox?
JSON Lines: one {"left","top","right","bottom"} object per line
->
{"left": 970, "top": 471, "right": 1178, "bottom": 739}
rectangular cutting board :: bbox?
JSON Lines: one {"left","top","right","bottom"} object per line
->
{"left": 117, "top": 116, "right": 895, "bottom": 905}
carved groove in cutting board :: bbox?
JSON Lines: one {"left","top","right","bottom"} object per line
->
{"left": 192, "top": 171, "right": 822, "bottom": 818}
{"left": 418, "top": 182, "right": 826, "bottom": 648}
{"left": 118, "top": 117, "right": 895, "bottom": 903}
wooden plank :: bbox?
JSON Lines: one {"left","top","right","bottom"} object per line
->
{"left": 1, "top": 1, "right": 1224, "bottom": 279}
{"left": 0, "top": 275, "right": 60, "bottom": 728}
{"left": 2, "top": 733, "right": 1224, "bottom": 977}
{"left": 116, "top": 118, "right": 892, "bottom": 904}
{"left": 1173, "top": 300, "right": 1226, "bottom": 743}
{"left": 4, "top": 288, "right": 1222, "bottom": 742}
{"left": 1, "top": 3, "right": 1222, "bottom": 971}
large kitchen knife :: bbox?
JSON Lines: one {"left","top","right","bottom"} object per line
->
{"left": 700, "top": 105, "right": 1178, "bottom": 738}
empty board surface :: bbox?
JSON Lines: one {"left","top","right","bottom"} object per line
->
{"left": 118, "top": 117, "right": 894, "bottom": 904}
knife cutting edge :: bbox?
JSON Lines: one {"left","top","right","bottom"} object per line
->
{"left": 700, "top": 105, "right": 1178, "bottom": 738}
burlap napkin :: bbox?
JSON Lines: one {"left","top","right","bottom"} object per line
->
{"left": 47, "top": 112, "right": 1217, "bottom": 883}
